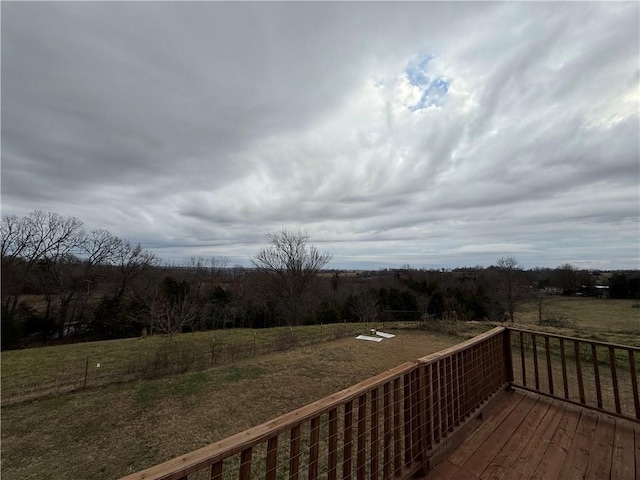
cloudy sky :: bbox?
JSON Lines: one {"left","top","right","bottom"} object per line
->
{"left": 2, "top": 2, "right": 639, "bottom": 270}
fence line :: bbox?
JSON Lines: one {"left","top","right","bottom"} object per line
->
{"left": 3, "top": 323, "right": 389, "bottom": 406}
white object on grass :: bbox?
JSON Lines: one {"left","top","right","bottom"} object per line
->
{"left": 356, "top": 335, "right": 383, "bottom": 342}
{"left": 96, "top": 363, "right": 101, "bottom": 368}
{"left": 375, "top": 331, "right": 395, "bottom": 338}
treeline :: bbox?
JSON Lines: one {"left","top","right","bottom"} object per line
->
{"left": 2, "top": 211, "right": 639, "bottom": 350}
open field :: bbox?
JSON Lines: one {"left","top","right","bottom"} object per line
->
{"left": 1, "top": 329, "right": 466, "bottom": 480}
{"left": 1, "top": 297, "right": 637, "bottom": 479}
{"left": 514, "top": 297, "right": 640, "bottom": 346}
{"left": 1, "top": 322, "right": 392, "bottom": 404}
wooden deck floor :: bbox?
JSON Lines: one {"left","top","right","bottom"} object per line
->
{"left": 424, "top": 389, "right": 640, "bottom": 480}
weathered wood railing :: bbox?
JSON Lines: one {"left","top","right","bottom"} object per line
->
{"left": 121, "top": 327, "right": 510, "bottom": 480}
{"left": 507, "top": 328, "right": 640, "bottom": 422}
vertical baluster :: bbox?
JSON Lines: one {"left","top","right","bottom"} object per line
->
{"left": 432, "top": 363, "right": 440, "bottom": 443}
{"left": 308, "top": 416, "right": 320, "bottom": 480}
{"left": 344, "top": 400, "right": 354, "bottom": 480}
{"left": 520, "top": 331, "right": 527, "bottom": 387}
{"left": 545, "top": 336, "right": 554, "bottom": 395}
{"left": 629, "top": 350, "right": 640, "bottom": 420}
{"left": 532, "top": 334, "right": 539, "bottom": 390}
{"left": 383, "top": 383, "right": 391, "bottom": 480}
{"left": 239, "top": 447, "right": 252, "bottom": 480}
{"left": 393, "top": 378, "right": 402, "bottom": 474}
{"left": 289, "top": 426, "right": 301, "bottom": 480}
{"left": 403, "top": 373, "right": 412, "bottom": 466}
{"left": 357, "top": 395, "right": 367, "bottom": 480}
{"left": 370, "top": 388, "right": 380, "bottom": 480}
{"left": 439, "top": 359, "right": 447, "bottom": 435}
{"left": 210, "top": 460, "right": 223, "bottom": 480}
{"left": 424, "top": 364, "right": 433, "bottom": 450}
{"left": 560, "top": 338, "right": 569, "bottom": 400}
{"left": 453, "top": 353, "right": 461, "bottom": 426}
{"left": 574, "top": 341, "right": 585, "bottom": 404}
{"left": 446, "top": 356, "right": 454, "bottom": 429}
{"left": 266, "top": 436, "right": 279, "bottom": 480}
{"left": 503, "top": 329, "right": 513, "bottom": 385}
{"left": 411, "top": 368, "right": 422, "bottom": 463}
{"left": 328, "top": 409, "right": 338, "bottom": 480}
{"left": 591, "top": 344, "right": 602, "bottom": 409}
{"left": 609, "top": 347, "right": 621, "bottom": 414}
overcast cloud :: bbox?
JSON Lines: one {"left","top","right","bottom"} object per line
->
{"left": 2, "top": 2, "right": 639, "bottom": 270}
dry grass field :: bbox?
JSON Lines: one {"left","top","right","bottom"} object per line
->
{"left": 0, "top": 323, "right": 371, "bottom": 404}
{"left": 1, "top": 297, "right": 637, "bottom": 479}
{"left": 1, "top": 328, "right": 467, "bottom": 480}
{"left": 514, "top": 297, "right": 640, "bottom": 346}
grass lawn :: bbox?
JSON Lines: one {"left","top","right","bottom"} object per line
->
{"left": 0, "top": 328, "right": 466, "bottom": 480}
{"left": 513, "top": 297, "right": 640, "bottom": 346}
{"left": 0, "top": 323, "right": 372, "bottom": 403}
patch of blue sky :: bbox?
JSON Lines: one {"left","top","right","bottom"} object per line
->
{"left": 409, "top": 76, "right": 450, "bottom": 111}
{"left": 405, "top": 54, "right": 435, "bottom": 87}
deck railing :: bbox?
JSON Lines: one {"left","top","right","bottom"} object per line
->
{"left": 120, "top": 327, "right": 510, "bottom": 480}
{"left": 507, "top": 328, "right": 640, "bottom": 422}
{"left": 120, "top": 326, "right": 640, "bottom": 480}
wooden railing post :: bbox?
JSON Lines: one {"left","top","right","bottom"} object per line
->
{"left": 545, "top": 336, "right": 554, "bottom": 395}
{"left": 503, "top": 328, "right": 513, "bottom": 385}
{"left": 574, "top": 340, "right": 586, "bottom": 404}
{"left": 519, "top": 331, "right": 527, "bottom": 387}
{"left": 629, "top": 351, "right": 640, "bottom": 420}
{"left": 591, "top": 345, "right": 602, "bottom": 409}
{"left": 532, "top": 334, "right": 540, "bottom": 390}
{"left": 609, "top": 347, "right": 621, "bottom": 414}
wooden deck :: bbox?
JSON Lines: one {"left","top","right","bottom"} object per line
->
{"left": 424, "top": 389, "right": 640, "bottom": 479}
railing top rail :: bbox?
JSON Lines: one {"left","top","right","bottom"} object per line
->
{"left": 120, "top": 360, "right": 418, "bottom": 480}
{"left": 507, "top": 327, "right": 640, "bottom": 352}
{"left": 416, "top": 326, "right": 505, "bottom": 365}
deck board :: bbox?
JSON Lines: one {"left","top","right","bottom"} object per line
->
{"left": 557, "top": 408, "right": 598, "bottom": 480}
{"left": 423, "top": 390, "right": 639, "bottom": 480}
{"left": 460, "top": 394, "right": 536, "bottom": 475}
{"left": 611, "top": 418, "right": 636, "bottom": 480}
{"left": 511, "top": 401, "right": 566, "bottom": 478}
{"left": 479, "top": 396, "right": 550, "bottom": 480}
{"left": 530, "top": 401, "right": 579, "bottom": 480}
{"left": 444, "top": 390, "right": 524, "bottom": 467}
{"left": 585, "top": 412, "right": 616, "bottom": 478}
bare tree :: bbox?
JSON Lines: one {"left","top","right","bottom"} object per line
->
{"left": 495, "top": 256, "right": 521, "bottom": 323}
{"left": 252, "top": 228, "right": 331, "bottom": 326}
{"left": 112, "top": 240, "right": 158, "bottom": 304}
{"left": 209, "top": 256, "right": 229, "bottom": 277}
{"left": 149, "top": 293, "right": 199, "bottom": 339}
{"left": 352, "top": 291, "right": 379, "bottom": 330}
{"left": 2, "top": 211, "right": 82, "bottom": 316}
